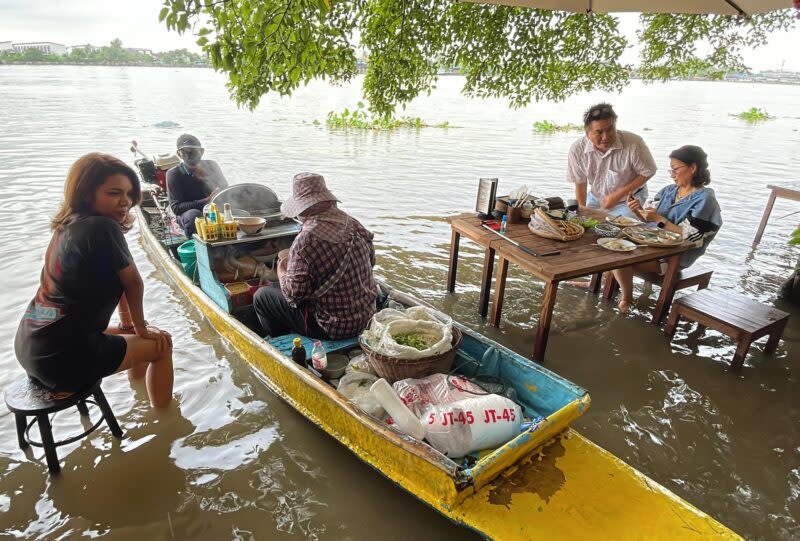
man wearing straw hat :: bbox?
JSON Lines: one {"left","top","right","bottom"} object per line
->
{"left": 166, "top": 133, "right": 229, "bottom": 237}
{"left": 253, "top": 172, "right": 377, "bottom": 339}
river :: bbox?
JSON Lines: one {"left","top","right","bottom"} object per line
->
{"left": 0, "top": 65, "right": 798, "bottom": 540}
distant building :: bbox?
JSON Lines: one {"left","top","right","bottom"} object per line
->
{"left": 0, "top": 41, "right": 13, "bottom": 53}
{"left": 125, "top": 47, "right": 153, "bottom": 56}
{"left": 13, "top": 42, "right": 67, "bottom": 55}
{"left": 67, "top": 44, "right": 99, "bottom": 54}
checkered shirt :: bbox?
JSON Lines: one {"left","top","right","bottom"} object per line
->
{"left": 280, "top": 208, "right": 377, "bottom": 339}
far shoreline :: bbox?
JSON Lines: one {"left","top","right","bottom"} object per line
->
{"left": 1, "top": 63, "right": 798, "bottom": 87}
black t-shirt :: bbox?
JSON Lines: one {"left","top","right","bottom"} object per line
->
{"left": 166, "top": 161, "right": 228, "bottom": 215}
{"left": 15, "top": 216, "right": 132, "bottom": 361}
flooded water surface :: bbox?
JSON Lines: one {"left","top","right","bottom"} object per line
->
{"left": 0, "top": 66, "right": 798, "bottom": 540}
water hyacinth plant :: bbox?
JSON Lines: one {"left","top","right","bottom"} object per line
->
{"left": 322, "top": 102, "right": 449, "bottom": 130}
{"left": 533, "top": 120, "right": 583, "bottom": 133}
{"left": 735, "top": 107, "right": 772, "bottom": 122}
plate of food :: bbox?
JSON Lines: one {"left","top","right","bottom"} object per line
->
{"left": 605, "top": 215, "right": 642, "bottom": 227}
{"left": 622, "top": 225, "right": 683, "bottom": 247}
{"left": 597, "top": 238, "right": 637, "bottom": 252}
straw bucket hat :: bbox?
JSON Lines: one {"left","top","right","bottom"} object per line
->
{"left": 280, "top": 172, "right": 339, "bottom": 218}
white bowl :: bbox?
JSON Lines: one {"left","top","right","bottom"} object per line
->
{"left": 236, "top": 217, "right": 266, "bottom": 235}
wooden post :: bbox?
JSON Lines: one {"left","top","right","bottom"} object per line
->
{"left": 665, "top": 307, "right": 681, "bottom": 337}
{"left": 653, "top": 255, "right": 681, "bottom": 324}
{"left": 753, "top": 189, "right": 777, "bottom": 245}
{"left": 533, "top": 280, "right": 560, "bottom": 363}
{"left": 763, "top": 319, "right": 789, "bottom": 355}
{"left": 478, "top": 247, "right": 495, "bottom": 317}
{"left": 446, "top": 229, "right": 460, "bottom": 292}
{"left": 589, "top": 273, "right": 603, "bottom": 294}
{"left": 731, "top": 337, "right": 753, "bottom": 370}
{"left": 490, "top": 257, "right": 509, "bottom": 327}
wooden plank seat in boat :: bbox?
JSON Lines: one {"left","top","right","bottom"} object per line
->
{"left": 599, "top": 265, "right": 713, "bottom": 322}
{"left": 4, "top": 376, "right": 123, "bottom": 474}
{"left": 665, "top": 288, "right": 790, "bottom": 370}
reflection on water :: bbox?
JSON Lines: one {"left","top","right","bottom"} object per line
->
{"left": 0, "top": 66, "right": 798, "bottom": 540}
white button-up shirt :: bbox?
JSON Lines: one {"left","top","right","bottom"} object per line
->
{"left": 566, "top": 131, "right": 657, "bottom": 200}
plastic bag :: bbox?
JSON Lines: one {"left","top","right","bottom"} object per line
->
{"left": 345, "top": 353, "right": 376, "bottom": 376}
{"left": 393, "top": 373, "right": 485, "bottom": 417}
{"left": 337, "top": 372, "right": 384, "bottom": 418}
{"left": 361, "top": 306, "right": 453, "bottom": 360}
{"left": 421, "top": 394, "right": 522, "bottom": 458}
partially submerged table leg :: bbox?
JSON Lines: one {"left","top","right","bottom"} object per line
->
{"left": 533, "top": 280, "right": 560, "bottom": 363}
{"left": 478, "top": 247, "right": 495, "bottom": 317}
{"left": 753, "top": 189, "right": 777, "bottom": 245}
{"left": 490, "top": 257, "right": 509, "bottom": 327}
{"left": 653, "top": 255, "right": 681, "bottom": 324}
{"left": 446, "top": 230, "right": 460, "bottom": 292}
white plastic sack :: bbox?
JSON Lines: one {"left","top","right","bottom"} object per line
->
{"left": 393, "top": 373, "right": 485, "bottom": 417}
{"left": 421, "top": 394, "right": 522, "bottom": 458}
{"left": 361, "top": 306, "right": 453, "bottom": 360}
{"left": 345, "top": 353, "right": 377, "bottom": 376}
{"left": 337, "top": 372, "right": 384, "bottom": 418}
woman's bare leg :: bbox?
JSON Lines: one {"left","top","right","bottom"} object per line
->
{"left": 612, "top": 261, "right": 665, "bottom": 313}
{"left": 117, "top": 335, "right": 174, "bottom": 408}
{"left": 612, "top": 267, "right": 635, "bottom": 312}
{"left": 128, "top": 360, "right": 148, "bottom": 381}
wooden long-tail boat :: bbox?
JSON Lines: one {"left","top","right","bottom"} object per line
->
{"left": 134, "top": 185, "right": 739, "bottom": 540}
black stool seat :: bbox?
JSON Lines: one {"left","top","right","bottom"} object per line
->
{"left": 4, "top": 375, "right": 123, "bottom": 474}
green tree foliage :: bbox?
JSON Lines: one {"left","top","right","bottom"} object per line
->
{"left": 159, "top": 1, "right": 796, "bottom": 115}
{"left": 637, "top": 12, "right": 794, "bottom": 81}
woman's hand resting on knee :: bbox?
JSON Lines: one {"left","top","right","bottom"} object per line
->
{"left": 134, "top": 323, "right": 173, "bottom": 353}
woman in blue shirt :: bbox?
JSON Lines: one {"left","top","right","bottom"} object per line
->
{"left": 613, "top": 145, "right": 722, "bottom": 312}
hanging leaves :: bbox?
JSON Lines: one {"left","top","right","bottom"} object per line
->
{"left": 158, "top": 1, "right": 797, "bottom": 115}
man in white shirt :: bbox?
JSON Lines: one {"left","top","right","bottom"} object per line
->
{"left": 567, "top": 103, "right": 657, "bottom": 218}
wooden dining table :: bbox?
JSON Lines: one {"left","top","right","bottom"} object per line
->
{"left": 753, "top": 181, "right": 800, "bottom": 245}
{"left": 446, "top": 210, "right": 692, "bottom": 362}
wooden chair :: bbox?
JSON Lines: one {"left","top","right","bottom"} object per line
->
{"left": 665, "top": 289, "right": 790, "bottom": 370}
{"left": 4, "top": 376, "right": 123, "bottom": 474}
{"left": 599, "top": 265, "right": 713, "bottom": 322}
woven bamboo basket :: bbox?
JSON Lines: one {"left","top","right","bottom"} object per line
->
{"left": 528, "top": 208, "right": 584, "bottom": 241}
{"left": 360, "top": 327, "right": 462, "bottom": 384}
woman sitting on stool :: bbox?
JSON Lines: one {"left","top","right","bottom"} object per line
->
{"left": 15, "top": 153, "right": 174, "bottom": 408}
{"left": 612, "top": 145, "right": 722, "bottom": 312}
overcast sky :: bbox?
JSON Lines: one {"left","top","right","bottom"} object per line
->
{"left": 1, "top": 0, "right": 797, "bottom": 70}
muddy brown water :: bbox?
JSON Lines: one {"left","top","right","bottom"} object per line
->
{"left": 0, "top": 66, "right": 798, "bottom": 540}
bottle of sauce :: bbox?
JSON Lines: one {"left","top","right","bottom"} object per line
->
{"left": 208, "top": 202, "right": 219, "bottom": 223}
{"left": 223, "top": 203, "right": 233, "bottom": 223}
{"left": 311, "top": 340, "right": 328, "bottom": 371}
{"left": 290, "top": 337, "right": 307, "bottom": 368}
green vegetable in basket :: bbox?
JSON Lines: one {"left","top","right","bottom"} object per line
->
{"left": 393, "top": 332, "right": 432, "bottom": 351}
{"left": 569, "top": 216, "right": 600, "bottom": 229}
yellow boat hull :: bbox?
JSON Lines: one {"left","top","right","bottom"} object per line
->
{"left": 136, "top": 209, "right": 740, "bottom": 540}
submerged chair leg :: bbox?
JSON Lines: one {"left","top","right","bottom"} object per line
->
{"left": 76, "top": 400, "right": 90, "bottom": 417}
{"left": 93, "top": 389, "right": 123, "bottom": 438}
{"left": 36, "top": 414, "right": 60, "bottom": 474}
{"left": 14, "top": 414, "right": 28, "bottom": 449}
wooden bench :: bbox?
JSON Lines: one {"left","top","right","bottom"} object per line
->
{"left": 600, "top": 266, "right": 713, "bottom": 322}
{"left": 665, "top": 289, "right": 790, "bottom": 370}
{"left": 4, "top": 376, "right": 123, "bottom": 474}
